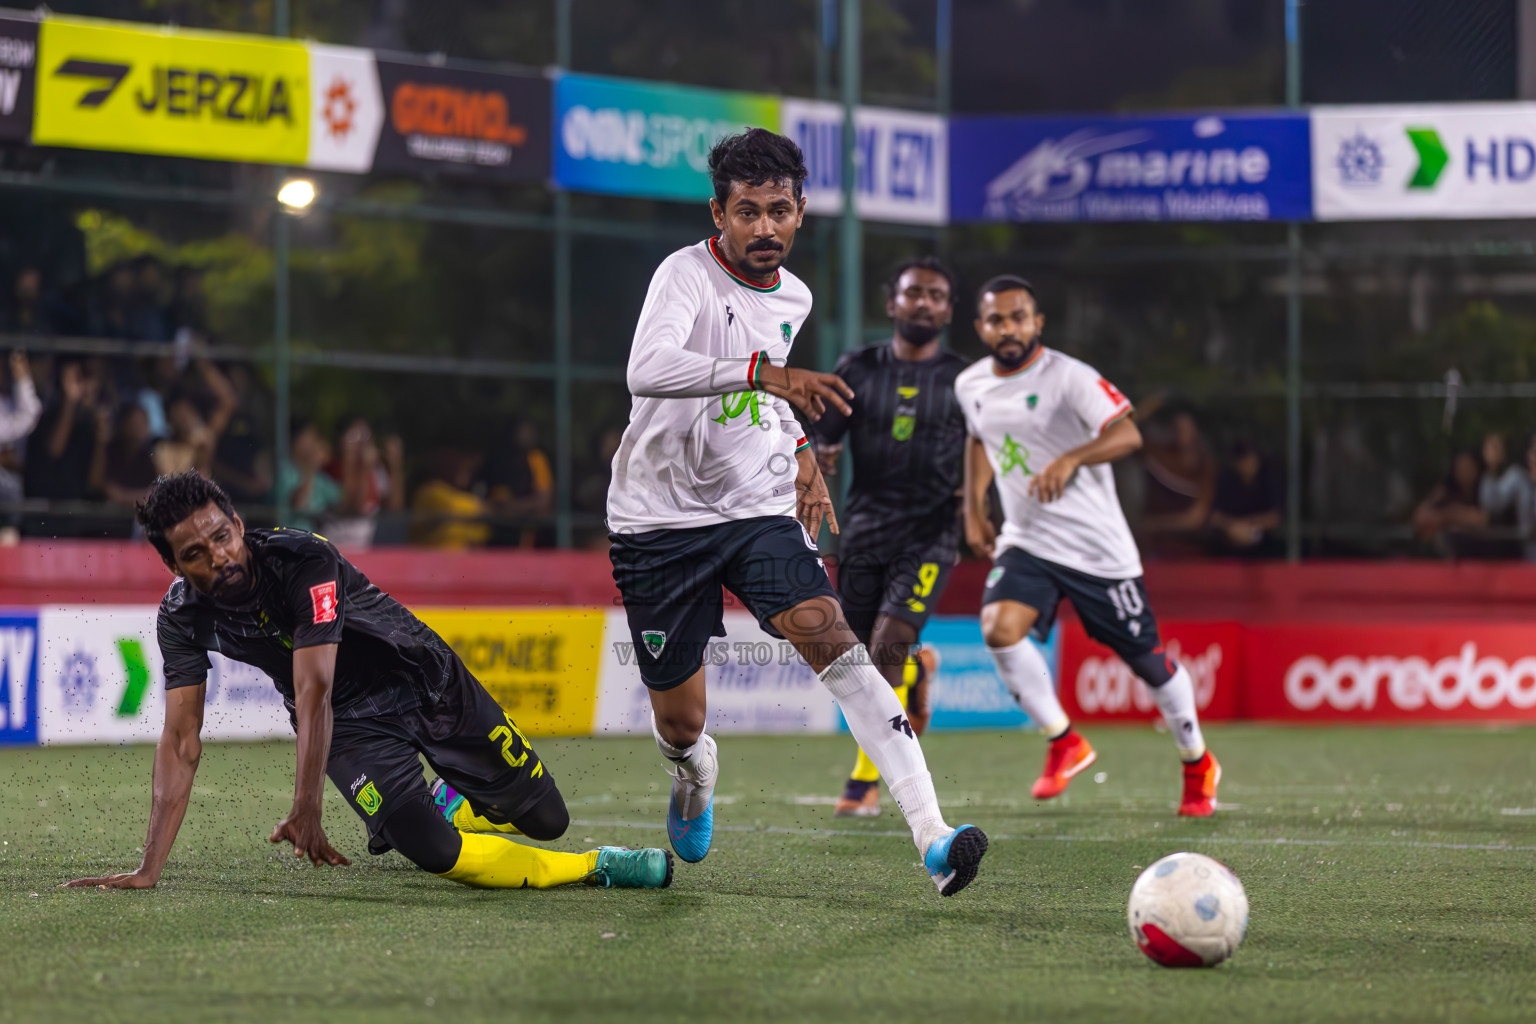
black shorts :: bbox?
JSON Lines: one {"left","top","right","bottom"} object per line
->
{"left": 325, "top": 657, "right": 558, "bottom": 852}
{"left": 835, "top": 518, "right": 960, "bottom": 644}
{"left": 982, "top": 547, "right": 1162, "bottom": 661}
{"left": 610, "top": 515, "right": 838, "bottom": 690}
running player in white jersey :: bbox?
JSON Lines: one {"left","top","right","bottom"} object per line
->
{"left": 607, "top": 128, "right": 988, "bottom": 894}
{"left": 956, "top": 275, "right": 1220, "bottom": 816}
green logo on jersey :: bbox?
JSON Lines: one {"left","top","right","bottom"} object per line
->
{"left": 714, "top": 390, "right": 763, "bottom": 426}
{"left": 999, "top": 433, "right": 1033, "bottom": 477}
{"left": 892, "top": 414, "right": 915, "bottom": 441}
{"left": 780, "top": 321, "right": 793, "bottom": 344}
{"left": 986, "top": 566, "right": 1005, "bottom": 588}
{"left": 897, "top": 386, "right": 919, "bottom": 400}
{"left": 1026, "top": 394, "right": 1038, "bottom": 410}
{"left": 642, "top": 630, "right": 667, "bottom": 658}
{"left": 356, "top": 782, "right": 383, "bottom": 817}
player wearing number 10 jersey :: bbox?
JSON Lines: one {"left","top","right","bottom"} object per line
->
{"left": 956, "top": 276, "right": 1220, "bottom": 817}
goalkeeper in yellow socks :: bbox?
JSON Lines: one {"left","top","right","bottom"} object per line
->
{"left": 809, "top": 258, "right": 968, "bottom": 818}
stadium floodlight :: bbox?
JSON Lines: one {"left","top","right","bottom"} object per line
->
{"left": 277, "top": 178, "right": 317, "bottom": 211}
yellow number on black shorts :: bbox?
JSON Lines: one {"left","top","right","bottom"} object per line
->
{"left": 906, "top": 562, "right": 941, "bottom": 613}
{"left": 489, "top": 715, "right": 544, "bottom": 778}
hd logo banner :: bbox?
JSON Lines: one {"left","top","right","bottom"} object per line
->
{"left": 34, "top": 15, "right": 309, "bottom": 165}
{"left": 36, "top": 607, "right": 289, "bottom": 745}
{"left": 1312, "top": 104, "right": 1536, "bottom": 220}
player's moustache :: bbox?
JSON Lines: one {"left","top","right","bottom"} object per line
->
{"left": 895, "top": 317, "right": 943, "bottom": 346}
{"left": 746, "top": 238, "right": 784, "bottom": 253}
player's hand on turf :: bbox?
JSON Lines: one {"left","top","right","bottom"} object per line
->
{"left": 796, "top": 452, "right": 839, "bottom": 538}
{"left": 965, "top": 514, "right": 996, "bottom": 561}
{"left": 270, "top": 806, "right": 351, "bottom": 867}
{"left": 760, "top": 366, "right": 853, "bottom": 422}
{"left": 63, "top": 869, "right": 158, "bottom": 890}
{"left": 1029, "top": 454, "right": 1080, "bottom": 503}
{"left": 815, "top": 441, "right": 842, "bottom": 477}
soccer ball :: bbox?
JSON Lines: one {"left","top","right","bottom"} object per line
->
{"left": 1127, "top": 852, "right": 1248, "bottom": 967}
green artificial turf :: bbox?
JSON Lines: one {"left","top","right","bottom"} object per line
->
{"left": 3, "top": 726, "right": 1535, "bottom": 1023}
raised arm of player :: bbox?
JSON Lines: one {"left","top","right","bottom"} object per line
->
{"left": 269, "top": 643, "right": 350, "bottom": 867}
{"left": 625, "top": 256, "right": 851, "bottom": 419}
{"left": 964, "top": 435, "right": 997, "bottom": 560}
{"left": 64, "top": 683, "right": 207, "bottom": 889}
{"left": 1030, "top": 415, "right": 1142, "bottom": 503}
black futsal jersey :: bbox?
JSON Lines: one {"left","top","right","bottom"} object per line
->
{"left": 812, "top": 342, "right": 970, "bottom": 543}
{"left": 157, "top": 528, "right": 457, "bottom": 721}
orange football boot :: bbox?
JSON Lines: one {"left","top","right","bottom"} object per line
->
{"left": 1031, "top": 730, "right": 1096, "bottom": 799}
{"left": 1178, "top": 751, "right": 1221, "bottom": 817}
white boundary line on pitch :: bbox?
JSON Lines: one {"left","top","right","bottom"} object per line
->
{"left": 568, "top": 818, "right": 1536, "bottom": 853}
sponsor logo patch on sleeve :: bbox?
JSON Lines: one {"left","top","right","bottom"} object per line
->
{"left": 309, "top": 581, "right": 339, "bottom": 625}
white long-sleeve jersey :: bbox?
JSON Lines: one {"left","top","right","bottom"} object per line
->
{"left": 606, "top": 238, "right": 812, "bottom": 533}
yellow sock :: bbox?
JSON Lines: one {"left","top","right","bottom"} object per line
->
{"left": 437, "top": 832, "right": 599, "bottom": 889}
{"left": 903, "top": 655, "right": 920, "bottom": 687}
{"left": 451, "top": 801, "right": 523, "bottom": 836}
{"left": 848, "top": 683, "right": 911, "bottom": 784}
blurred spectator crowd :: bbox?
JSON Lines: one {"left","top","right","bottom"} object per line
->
{"left": 0, "top": 261, "right": 592, "bottom": 549}
{"left": 10, "top": 258, "right": 1536, "bottom": 560}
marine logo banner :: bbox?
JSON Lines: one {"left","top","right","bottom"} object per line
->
{"left": 950, "top": 112, "right": 1311, "bottom": 223}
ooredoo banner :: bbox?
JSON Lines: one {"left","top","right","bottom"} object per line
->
{"left": 1245, "top": 623, "right": 1536, "bottom": 722}
{"left": 375, "top": 58, "right": 549, "bottom": 180}
{"left": 1059, "top": 620, "right": 1241, "bottom": 723}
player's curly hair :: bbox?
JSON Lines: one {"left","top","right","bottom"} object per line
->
{"left": 708, "top": 128, "right": 807, "bottom": 208}
{"left": 137, "top": 470, "right": 238, "bottom": 563}
{"left": 884, "top": 256, "right": 957, "bottom": 303}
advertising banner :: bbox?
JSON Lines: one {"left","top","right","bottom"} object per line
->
{"left": 554, "top": 73, "right": 780, "bottom": 201}
{"left": 374, "top": 58, "right": 549, "bottom": 180}
{"left": 917, "top": 616, "right": 1053, "bottom": 730}
{"left": 0, "top": 14, "right": 38, "bottom": 143}
{"left": 33, "top": 15, "right": 309, "bottom": 165}
{"left": 781, "top": 99, "right": 947, "bottom": 224}
{"left": 417, "top": 608, "right": 604, "bottom": 736}
{"left": 1245, "top": 623, "right": 1536, "bottom": 722}
{"left": 1312, "top": 103, "right": 1536, "bottom": 220}
{"left": 0, "top": 610, "right": 39, "bottom": 745}
{"left": 949, "top": 112, "right": 1311, "bottom": 223}
{"left": 594, "top": 610, "right": 839, "bottom": 734}
{"left": 36, "top": 606, "right": 289, "bottom": 745}
{"left": 1059, "top": 619, "right": 1241, "bottom": 723}
{"left": 305, "top": 43, "right": 383, "bottom": 173}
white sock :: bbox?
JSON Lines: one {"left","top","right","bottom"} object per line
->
{"left": 1151, "top": 665, "right": 1206, "bottom": 762}
{"left": 819, "top": 646, "right": 949, "bottom": 851}
{"left": 989, "top": 638, "right": 1070, "bottom": 737}
{"left": 652, "top": 711, "right": 698, "bottom": 764}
